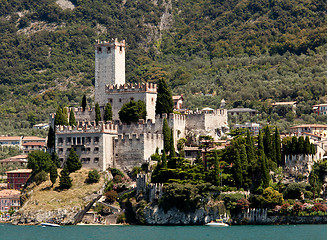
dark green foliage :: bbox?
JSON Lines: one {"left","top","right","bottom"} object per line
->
{"left": 82, "top": 95, "right": 87, "bottom": 111}
{"left": 104, "top": 102, "right": 113, "bottom": 122}
{"left": 69, "top": 109, "right": 77, "bottom": 126}
{"left": 34, "top": 170, "right": 48, "bottom": 185}
{"left": 27, "top": 150, "right": 52, "bottom": 174}
{"left": 263, "top": 126, "right": 273, "bottom": 160}
{"left": 62, "top": 108, "right": 68, "bottom": 126}
{"left": 284, "top": 182, "right": 309, "bottom": 199}
{"left": 118, "top": 100, "right": 146, "bottom": 124}
{"left": 87, "top": 169, "right": 100, "bottom": 183}
{"left": 110, "top": 168, "right": 124, "bottom": 178}
{"left": 169, "top": 129, "right": 176, "bottom": 160}
{"left": 233, "top": 149, "right": 243, "bottom": 188}
{"left": 51, "top": 152, "right": 60, "bottom": 168}
{"left": 65, "top": 148, "right": 82, "bottom": 173}
{"left": 47, "top": 126, "right": 55, "bottom": 149}
{"left": 95, "top": 102, "right": 101, "bottom": 125}
{"left": 161, "top": 149, "right": 167, "bottom": 169}
{"left": 162, "top": 118, "right": 170, "bottom": 153}
{"left": 50, "top": 164, "right": 58, "bottom": 186}
{"left": 283, "top": 136, "right": 316, "bottom": 155}
{"left": 304, "top": 136, "right": 311, "bottom": 154}
{"left": 155, "top": 79, "right": 173, "bottom": 115}
{"left": 275, "top": 128, "right": 281, "bottom": 166}
{"left": 54, "top": 107, "right": 65, "bottom": 126}
{"left": 309, "top": 159, "right": 327, "bottom": 197}
{"left": 59, "top": 168, "right": 72, "bottom": 190}
{"left": 159, "top": 183, "right": 216, "bottom": 213}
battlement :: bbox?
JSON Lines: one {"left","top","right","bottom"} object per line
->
{"left": 95, "top": 38, "right": 125, "bottom": 49}
{"left": 55, "top": 121, "right": 118, "bottom": 134}
{"left": 189, "top": 108, "right": 227, "bottom": 116}
{"left": 115, "top": 133, "right": 162, "bottom": 142}
{"left": 105, "top": 83, "right": 157, "bottom": 94}
{"left": 117, "top": 119, "right": 156, "bottom": 134}
{"left": 68, "top": 107, "right": 95, "bottom": 113}
{"left": 155, "top": 113, "right": 186, "bottom": 121}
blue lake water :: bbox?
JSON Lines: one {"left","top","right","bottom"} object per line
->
{"left": 0, "top": 223, "right": 326, "bottom": 240}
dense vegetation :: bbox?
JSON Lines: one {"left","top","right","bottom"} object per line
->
{"left": 1, "top": 1, "right": 327, "bottom": 134}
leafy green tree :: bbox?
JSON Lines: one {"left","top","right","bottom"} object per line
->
{"left": 163, "top": 118, "right": 170, "bottom": 153}
{"left": 69, "top": 109, "right": 77, "bottom": 126}
{"left": 54, "top": 107, "right": 65, "bottom": 126}
{"left": 233, "top": 149, "right": 243, "bottom": 188}
{"left": 65, "top": 148, "right": 82, "bottom": 173}
{"left": 104, "top": 102, "right": 113, "bottom": 122}
{"left": 95, "top": 102, "right": 101, "bottom": 125}
{"left": 260, "top": 187, "right": 284, "bottom": 208}
{"left": 304, "top": 136, "right": 311, "bottom": 155}
{"left": 47, "top": 126, "right": 55, "bottom": 149}
{"left": 118, "top": 100, "right": 146, "bottom": 124}
{"left": 34, "top": 170, "right": 48, "bottom": 185}
{"left": 177, "top": 138, "right": 186, "bottom": 158}
{"left": 155, "top": 78, "right": 173, "bottom": 115}
{"left": 298, "top": 136, "right": 305, "bottom": 154}
{"left": 62, "top": 108, "right": 68, "bottom": 126}
{"left": 263, "top": 126, "right": 273, "bottom": 161}
{"left": 27, "top": 150, "right": 52, "bottom": 174}
{"left": 82, "top": 95, "right": 87, "bottom": 111}
{"left": 59, "top": 168, "right": 72, "bottom": 190}
{"left": 50, "top": 164, "right": 58, "bottom": 186}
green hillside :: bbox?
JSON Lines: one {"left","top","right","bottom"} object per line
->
{"left": 1, "top": 0, "right": 327, "bottom": 134}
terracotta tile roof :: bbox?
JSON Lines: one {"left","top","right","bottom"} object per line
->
{"left": 0, "top": 155, "right": 28, "bottom": 163}
{"left": 0, "top": 189, "right": 21, "bottom": 198}
{"left": 22, "top": 136, "right": 46, "bottom": 141}
{"left": 22, "top": 142, "right": 46, "bottom": 147}
{"left": 0, "top": 136, "right": 22, "bottom": 141}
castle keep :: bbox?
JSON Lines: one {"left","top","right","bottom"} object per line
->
{"left": 53, "top": 39, "right": 228, "bottom": 171}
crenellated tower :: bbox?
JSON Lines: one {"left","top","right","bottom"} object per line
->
{"left": 95, "top": 38, "right": 126, "bottom": 106}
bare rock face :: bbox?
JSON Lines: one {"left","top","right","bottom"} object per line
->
{"left": 11, "top": 207, "right": 81, "bottom": 225}
{"left": 143, "top": 205, "right": 223, "bottom": 225}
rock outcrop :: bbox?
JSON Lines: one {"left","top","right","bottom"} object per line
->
{"left": 143, "top": 205, "right": 226, "bottom": 225}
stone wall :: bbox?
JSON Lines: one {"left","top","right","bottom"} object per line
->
{"left": 284, "top": 154, "right": 317, "bottom": 177}
{"left": 114, "top": 133, "right": 163, "bottom": 170}
{"left": 186, "top": 109, "right": 227, "bottom": 131}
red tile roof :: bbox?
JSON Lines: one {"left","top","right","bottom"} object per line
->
{"left": 22, "top": 142, "right": 46, "bottom": 146}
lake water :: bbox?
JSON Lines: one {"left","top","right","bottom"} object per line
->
{"left": 1, "top": 223, "right": 326, "bottom": 240}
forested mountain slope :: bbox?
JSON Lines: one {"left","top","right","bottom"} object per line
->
{"left": 1, "top": 0, "right": 327, "bottom": 134}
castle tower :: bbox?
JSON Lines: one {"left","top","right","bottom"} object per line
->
{"left": 95, "top": 39, "right": 126, "bottom": 106}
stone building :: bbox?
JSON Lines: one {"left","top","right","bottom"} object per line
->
{"left": 52, "top": 38, "right": 228, "bottom": 171}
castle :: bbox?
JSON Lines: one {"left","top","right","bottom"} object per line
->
{"left": 52, "top": 38, "right": 228, "bottom": 171}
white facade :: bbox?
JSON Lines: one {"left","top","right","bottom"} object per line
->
{"left": 95, "top": 39, "right": 125, "bottom": 106}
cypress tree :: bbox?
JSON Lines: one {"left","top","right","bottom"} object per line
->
{"left": 163, "top": 118, "right": 170, "bottom": 153}
{"left": 291, "top": 136, "right": 298, "bottom": 154}
{"left": 263, "top": 126, "right": 273, "bottom": 160}
{"left": 62, "top": 108, "right": 69, "bottom": 126}
{"left": 275, "top": 127, "right": 281, "bottom": 166}
{"left": 50, "top": 164, "right": 58, "bottom": 186}
{"left": 246, "top": 130, "right": 255, "bottom": 164}
{"left": 155, "top": 79, "right": 174, "bottom": 115}
{"left": 161, "top": 149, "right": 167, "bottom": 168}
{"left": 54, "top": 107, "right": 64, "bottom": 126}
{"left": 82, "top": 95, "right": 87, "bottom": 111}
{"left": 261, "top": 155, "right": 270, "bottom": 188}
{"left": 104, "top": 102, "right": 113, "bottom": 122}
{"left": 240, "top": 144, "right": 248, "bottom": 175}
{"left": 59, "top": 167, "right": 72, "bottom": 190}
{"left": 51, "top": 152, "right": 60, "bottom": 168}
{"left": 233, "top": 149, "right": 243, "bottom": 188}
{"left": 47, "top": 126, "right": 55, "bottom": 149}
{"left": 213, "top": 151, "right": 220, "bottom": 186}
{"left": 298, "top": 136, "right": 305, "bottom": 154}
{"left": 304, "top": 136, "right": 311, "bottom": 155}
{"left": 66, "top": 148, "right": 82, "bottom": 173}
{"left": 69, "top": 109, "right": 77, "bottom": 126}
{"left": 258, "top": 130, "right": 265, "bottom": 157}
{"left": 169, "top": 129, "right": 176, "bottom": 159}
{"left": 95, "top": 102, "right": 101, "bottom": 125}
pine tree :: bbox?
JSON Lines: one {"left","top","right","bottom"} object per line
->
{"left": 155, "top": 79, "right": 174, "bottom": 115}
{"left": 69, "top": 109, "right": 77, "bottom": 126}
{"left": 163, "top": 118, "right": 170, "bottom": 153}
{"left": 104, "top": 102, "right": 113, "bottom": 122}
{"left": 95, "top": 102, "right": 101, "bottom": 125}
{"left": 275, "top": 127, "right": 281, "bottom": 166}
{"left": 161, "top": 149, "right": 167, "bottom": 168}
{"left": 59, "top": 167, "right": 72, "bottom": 190}
{"left": 66, "top": 148, "right": 82, "bottom": 173}
{"left": 50, "top": 164, "right": 58, "bottom": 186}
{"left": 82, "top": 95, "right": 87, "bottom": 111}
{"left": 47, "top": 126, "right": 55, "bottom": 149}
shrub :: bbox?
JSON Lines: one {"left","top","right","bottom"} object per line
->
{"left": 312, "top": 203, "right": 327, "bottom": 212}
{"left": 236, "top": 198, "right": 250, "bottom": 211}
{"left": 110, "top": 168, "right": 124, "bottom": 178}
{"left": 87, "top": 169, "right": 100, "bottom": 183}
{"left": 34, "top": 170, "right": 48, "bottom": 185}
{"left": 105, "top": 190, "right": 118, "bottom": 203}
